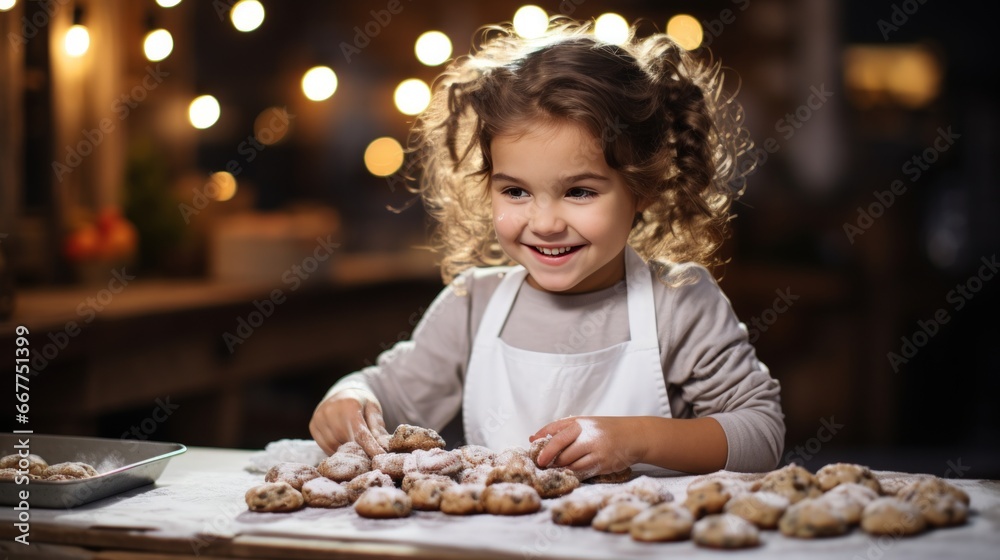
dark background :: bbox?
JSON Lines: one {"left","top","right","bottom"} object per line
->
{"left": 1, "top": 0, "right": 997, "bottom": 478}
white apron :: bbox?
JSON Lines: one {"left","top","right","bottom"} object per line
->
{"left": 463, "top": 246, "right": 672, "bottom": 464}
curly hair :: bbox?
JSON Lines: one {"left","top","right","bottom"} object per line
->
{"left": 409, "top": 18, "right": 753, "bottom": 283}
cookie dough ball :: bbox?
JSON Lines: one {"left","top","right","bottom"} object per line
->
{"left": 629, "top": 502, "right": 694, "bottom": 542}
{"left": 482, "top": 482, "right": 542, "bottom": 516}
{"left": 585, "top": 467, "right": 633, "bottom": 484}
{"left": 778, "top": 497, "right": 849, "bottom": 538}
{"left": 0, "top": 454, "right": 48, "bottom": 476}
{"left": 897, "top": 479, "right": 969, "bottom": 527}
{"left": 245, "top": 481, "right": 304, "bottom": 512}
{"left": 724, "top": 491, "right": 789, "bottom": 529}
{"left": 371, "top": 453, "right": 408, "bottom": 482}
{"left": 683, "top": 480, "right": 742, "bottom": 518}
{"left": 403, "top": 448, "right": 463, "bottom": 477}
{"left": 335, "top": 441, "right": 369, "bottom": 458}
{"left": 459, "top": 464, "right": 494, "bottom": 485}
{"left": 301, "top": 477, "right": 351, "bottom": 508}
{"left": 623, "top": 476, "right": 674, "bottom": 505}
{"left": 820, "top": 483, "right": 879, "bottom": 525}
{"left": 346, "top": 470, "right": 394, "bottom": 502}
{"left": 692, "top": 514, "right": 761, "bottom": 549}
{"left": 42, "top": 462, "right": 98, "bottom": 480}
{"left": 264, "top": 462, "right": 321, "bottom": 491}
{"left": 816, "top": 463, "right": 882, "bottom": 494}
{"left": 592, "top": 499, "right": 649, "bottom": 533}
{"left": 354, "top": 487, "right": 412, "bottom": 519}
{"left": 408, "top": 476, "right": 456, "bottom": 511}
{"left": 551, "top": 495, "right": 603, "bottom": 526}
{"left": 440, "top": 484, "right": 486, "bottom": 515}
{"left": 318, "top": 453, "right": 371, "bottom": 482}
{"left": 534, "top": 467, "right": 580, "bottom": 499}
{"left": 861, "top": 497, "right": 926, "bottom": 536}
{"left": 456, "top": 445, "right": 496, "bottom": 470}
{"left": 529, "top": 435, "right": 553, "bottom": 467}
{"left": 387, "top": 424, "right": 445, "bottom": 452}
{"left": 755, "top": 464, "right": 822, "bottom": 504}
{"left": 401, "top": 472, "right": 453, "bottom": 493}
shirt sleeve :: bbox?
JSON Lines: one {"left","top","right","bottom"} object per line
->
{"left": 659, "top": 265, "right": 786, "bottom": 472}
{"left": 324, "top": 270, "right": 475, "bottom": 433}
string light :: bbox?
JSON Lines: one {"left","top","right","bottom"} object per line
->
{"left": 364, "top": 137, "right": 404, "bottom": 177}
{"left": 513, "top": 5, "right": 548, "bottom": 38}
{"left": 393, "top": 79, "right": 431, "bottom": 116}
{"left": 230, "top": 0, "right": 265, "bottom": 32}
{"left": 143, "top": 28, "right": 174, "bottom": 61}
{"left": 155, "top": 0, "right": 182, "bottom": 7}
{"left": 594, "top": 13, "right": 629, "bottom": 45}
{"left": 301, "top": 66, "right": 338, "bottom": 101}
{"left": 415, "top": 31, "right": 452, "bottom": 66}
{"left": 65, "top": 6, "right": 90, "bottom": 58}
{"left": 0, "top": 0, "right": 17, "bottom": 12}
{"left": 189, "top": 95, "right": 221, "bottom": 129}
{"left": 666, "top": 14, "right": 703, "bottom": 51}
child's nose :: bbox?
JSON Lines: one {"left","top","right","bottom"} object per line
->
{"left": 528, "top": 202, "right": 566, "bottom": 236}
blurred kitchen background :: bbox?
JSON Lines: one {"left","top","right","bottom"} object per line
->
{"left": 1, "top": 0, "right": 997, "bottom": 478}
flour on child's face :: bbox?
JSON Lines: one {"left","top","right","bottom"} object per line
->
{"left": 489, "top": 121, "right": 638, "bottom": 294}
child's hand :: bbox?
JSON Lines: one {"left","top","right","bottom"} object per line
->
{"left": 530, "top": 416, "right": 646, "bottom": 480}
{"left": 309, "top": 388, "right": 391, "bottom": 457}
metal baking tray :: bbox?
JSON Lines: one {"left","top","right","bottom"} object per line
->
{"left": 0, "top": 433, "right": 186, "bottom": 508}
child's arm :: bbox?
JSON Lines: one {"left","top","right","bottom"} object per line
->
{"left": 532, "top": 416, "right": 727, "bottom": 477}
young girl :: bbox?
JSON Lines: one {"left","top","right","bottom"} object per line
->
{"left": 310, "top": 19, "right": 784, "bottom": 476}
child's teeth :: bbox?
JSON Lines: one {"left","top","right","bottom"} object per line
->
{"left": 537, "top": 246, "right": 572, "bottom": 255}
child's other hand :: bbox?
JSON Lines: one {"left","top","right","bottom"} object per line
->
{"left": 530, "top": 416, "right": 645, "bottom": 480}
{"left": 309, "top": 388, "right": 391, "bottom": 457}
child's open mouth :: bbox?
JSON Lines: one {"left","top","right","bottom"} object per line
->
{"left": 531, "top": 245, "right": 583, "bottom": 257}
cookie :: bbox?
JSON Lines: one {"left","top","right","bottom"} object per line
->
{"left": 692, "top": 514, "right": 760, "bottom": 549}
{"left": 371, "top": 453, "right": 408, "bottom": 481}
{"left": 354, "top": 487, "right": 412, "bottom": 518}
{"left": 301, "top": 477, "right": 351, "bottom": 508}
{"left": 494, "top": 447, "right": 532, "bottom": 469}
{"left": 683, "top": 480, "right": 741, "bottom": 518}
{"left": 529, "top": 435, "right": 553, "bottom": 467}
{"left": 459, "top": 464, "right": 494, "bottom": 485}
{"left": 245, "top": 481, "right": 304, "bottom": 512}
{"left": 317, "top": 453, "right": 370, "bottom": 482}
{"left": 754, "top": 464, "right": 822, "bottom": 504}
{"left": 0, "top": 468, "right": 20, "bottom": 481}
{"left": 592, "top": 498, "right": 648, "bottom": 533}
{"left": 0, "top": 454, "right": 48, "bottom": 476}
{"left": 623, "top": 476, "right": 674, "bottom": 505}
{"left": 585, "top": 467, "right": 633, "bottom": 484}
{"left": 264, "top": 462, "right": 321, "bottom": 491}
{"left": 724, "top": 491, "right": 789, "bottom": 529}
{"left": 42, "top": 462, "right": 98, "bottom": 480}
{"left": 820, "top": 483, "right": 879, "bottom": 525}
{"left": 408, "top": 476, "right": 456, "bottom": 511}
{"left": 456, "top": 445, "right": 496, "bottom": 469}
{"left": 403, "top": 448, "right": 463, "bottom": 477}
{"left": 482, "top": 482, "right": 542, "bottom": 516}
{"left": 335, "top": 441, "right": 369, "bottom": 458}
{"left": 816, "top": 463, "right": 882, "bottom": 494}
{"left": 551, "top": 495, "right": 603, "bottom": 526}
{"left": 440, "top": 484, "right": 486, "bottom": 515}
{"left": 533, "top": 467, "right": 579, "bottom": 499}
{"left": 345, "top": 470, "right": 394, "bottom": 502}
{"left": 401, "top": 472, "right": 454, "bottom": 493}
{"left": 778, "top": 497, "right": 849, "bottom": 538}
{"left": 629, "top": 502, "right": 694, "bottom": 542}
{"left": 387, "top": 424, "right": 445, "bottom": 452}
{"left": 860, "top": 497, "right": 926, "bottom": 536}
{"left": 897, "top": 479, "right": 969, "bottom": 527}
{"left": 486, "top": 463, "right": 537, "bottom": 487}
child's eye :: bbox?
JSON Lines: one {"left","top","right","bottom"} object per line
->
{"left": 501, "top": 187, "right": 528, "bottom": 199}
{"left": 566, "top": 187, "right": 595, "bottom": 199}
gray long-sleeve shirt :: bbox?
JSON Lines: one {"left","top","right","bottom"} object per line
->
{"left": 329, "top": 261, "right": 785, "bottom": 472}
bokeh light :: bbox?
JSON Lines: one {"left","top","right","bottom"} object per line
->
{"left": 143, "top": 28, "right": 174, "bottom": 61}
{"left": 594, "top": 13, "right": 629, "bottom": 45}
{"left": 64, "top": 25, "right": 90, "bottom": 57}
{"left": 513, "top": 5, "right": 548, "bottom": 39}
{"left": 667, "top": 14, "right": 703, "bottom": 50}
{"left": 301, "top": 66, "right": 338, "bottom": 101}
{"left": 254, "top": 107, "right": 291, "bottom": 146}
{"left": 415, "top": 31, "right": 452, "bottom": 66}
{"left": 155, "top": 0, "right": 182, "bottom": 7}
{"left": 394, "top": 78, "right": 431, "bottom": 116}
{"left": 230, "top": 0, "right": 265, "bottom": 32}
{"left": 206, "top": 172, "right": 238, "bottom": 202}
{"left": 364, "top": 137, "right": 405, "bottom": 177}
{"left": 189, "top": 95, "right": 221, "bottom": 129}
{"left": 0, "top": 0, "right": 16, "bottom": 12}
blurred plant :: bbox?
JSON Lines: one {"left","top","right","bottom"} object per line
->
{"left": 123, "top": 136, "right": 186, "bottom": 273}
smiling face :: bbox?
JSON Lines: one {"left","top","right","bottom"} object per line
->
{"left": 489, "top": 120, "right": 641, "bottom": 294}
